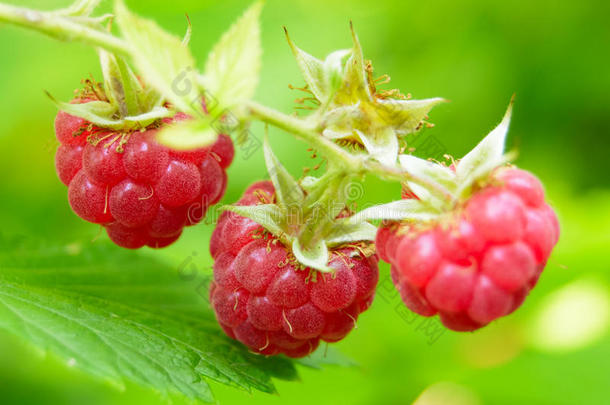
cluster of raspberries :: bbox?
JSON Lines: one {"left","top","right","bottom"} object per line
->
{"left": 54, "top": 104, "right": 560, "bottom": 357}
{"left": 376, "top": 168, "right": 559, "bottom": 331}
{"left": 54, "top": 105, "right": 234, "bottom": 249}
{"left": 208, "top": 181, "right": 379, "bottom": 357}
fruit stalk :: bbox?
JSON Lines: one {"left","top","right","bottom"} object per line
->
{"left": 247, "top": 100, "right": 455, "bottom": 202}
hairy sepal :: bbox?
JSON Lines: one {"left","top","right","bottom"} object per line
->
{"left": 390, "top": 98, "right": 516, "bottom": 212}
{"left": 156, "top": 120, "right": 218, "bottom": 150}
{"left": 292, "top": 239, "right": 332, "bottom": 273}
{"left": 48, "top": 93, "right": 171, "bottom": 131}
{"left": 99, "top": 49, "right": 144, "bottom": 117}
{"left": 223, "top": 204, "right": 287, "bottom": 242}
{"left": 311, "top": 25, "right": 444, "bottom": 166}
{"left": 357, "top": 127, "right": 399, "bottom": 167}
{"left": 263, "top": 135, "right": 305, "bottom": 210}
{"left": 286, "top": 29, "right": 350, "bottom": 106}
{"left": 348, "top": 199, "right": 440, "bottom": 223}
{"left": 457, "top": 98, "right": 513, "bottom": 182}
{"left": 326, "top": 221, "right": 377, "bottom": 247}
{"left": 115, "top": 0, "right": 202, "bottom": 117}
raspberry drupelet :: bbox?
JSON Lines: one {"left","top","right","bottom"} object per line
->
{"left": 209, "top": 181, "right": 379, "bottom": 358}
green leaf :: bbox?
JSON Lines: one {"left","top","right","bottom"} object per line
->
{"left": 223, "top": 204, "right": 288, "bottom": 243}
{"left": 264, "top": 135, "right": 305, "bottom": 211}
{"left": 115, "top": 0, "right": 202, "bottom": 117}
{"left": 292, "top": 239, "right": 332, "bottom": 273}
{"left": 0, "top": 240, "right": 300, "bottom": 402}
{"left": 203, "top": 1, "right": 263, "bottom": 113}
{"left": 456, "top": 97, "right": 514, "bottom": 181}
{"left": 156, "top": 120, "right": 218, "bottom": 150}
{"left": 348, "top": 199, "right": 440, "bottom": 223}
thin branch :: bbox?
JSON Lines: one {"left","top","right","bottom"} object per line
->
{"left": 246, "top": 100, "right": 455, "bottom": 202}
{"left": 0, "top": 3, "right": 131, "bottom": 57}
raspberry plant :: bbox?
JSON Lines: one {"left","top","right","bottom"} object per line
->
{"left": 0, "top": 0, "right": 560, "bottom": 401}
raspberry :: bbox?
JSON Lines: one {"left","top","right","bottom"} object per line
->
{"left": 377, "top": 168, "right": 559, "bottom": 331}
{"left": 55, "top": 100, "right": 234, "bottom": 249}
{"left": 209, "top": 181, "right": 379, "bottom": 357}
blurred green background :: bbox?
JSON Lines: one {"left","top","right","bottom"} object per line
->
{"left": 1, "top": 0, "right": 609, "bottom": 404}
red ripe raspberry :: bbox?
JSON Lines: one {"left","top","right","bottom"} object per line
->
{"left": 377, "top": 168, "right": 559, "bottom": 331}
{"left": 209, "top": 181, "right": 379, "bottom": 357}
{"left": 54, "top": 101, "right": 235, "bottom": 249}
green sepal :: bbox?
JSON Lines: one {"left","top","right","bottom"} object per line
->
{"left": 223, "top": 143, "right": 376, "bottom": 272}
{"left": 390, "top": 97, "right": 517, "bottom": 212}
{"left": 348, "top": 199, "right": 441, "bottom": 223}
{"left": 222, "top": 204, "right": 289, "bottom": 244}
{"left": 123, "top": 106, "right": 172, "bottom": 125}
{"left": 48, "top": 92, "right": 171, "bottom": 131}
{"left": 357, "top": 127, "right": 399, "bottom": 167}
{"left": 285, "top": 28, "right": 351, "bottom": 106}
{"left": 300, "top": 176, "right": 321, "bottom": 193}
{"left": 322, "top": 49, "right": 352, "bottom": 99}
{"left": 333, "top": 23, "right": 370, "bottom": 104}
{"left": 326, "top": 221, "right": 377, "bottom": 247}
{"left": 456, "top": 97, "right": 514, "bottom": 187}
{"left": 376, "top": 97, "right": 446, "bottom": 135}
{"left": 156, "top": 119, "right": 218, "bottom": 150}
{"left": 99, "top": 49, "right": 144, "bottom": 118}
{"left": 115, "top": 0, "right": 202, "bottom": 117}
{"left": 47, "top": 94, "right": 116, "bottom": 124}
{"left": 321, "top": 104, "right": 363, "bottom": 138}
{"left": 309, "top": 24, "right": 445, "bottom": 166}
{"left": 285, "top": 31, "right": 326, "bottom": 102}
{"left": 292, "top": 239, "right": 332, "bottom": 273}
{"left": 399, "top": 154, "right": 457, "bottom": 190}
{"left": 398, "top": 154, "right": 458, "bottom": 207}
{"left": 263, "top": 135, "right": 305, "bottom": 211}
{"left": 181, "top": 15, "right": 192, "bottom": 47}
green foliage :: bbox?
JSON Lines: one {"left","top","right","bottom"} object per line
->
{"left": 0, "top": 239, "right": 305, "bottom": 402}
{"left": 202, "top": 1, "right": 263, "bottom": 113}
